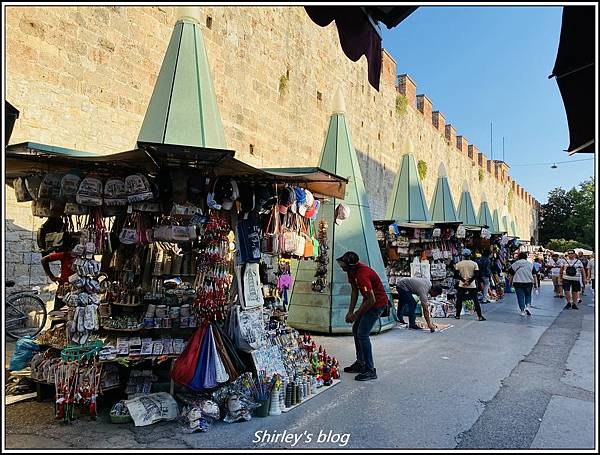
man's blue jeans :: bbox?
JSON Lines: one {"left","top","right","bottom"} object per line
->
{"left": 396, "top": 288, "right": 417, "bottom": 326}
{"left": 352, "top": 305, "right": 385, "bottom": 371}
{"left": 514, "top": 283, "right": 533, "bottom": 311}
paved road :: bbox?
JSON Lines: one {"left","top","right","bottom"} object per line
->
{"left": 4, "top": 281, "right": 596, "bottom": 450}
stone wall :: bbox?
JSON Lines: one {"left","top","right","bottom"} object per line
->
{"left": 5, "top": 6, "right": 539, "bottom": 289}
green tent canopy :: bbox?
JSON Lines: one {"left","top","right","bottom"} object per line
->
{"left": 429, "top": 162, "right": 458, "bottom": 223}
{"left": 386, "top": 140, "right": 431, "bottom": 223}
{"left": 287, "top": 88, "right": 395, "bottom": 334}
{"left": 138, "top": 8, "right": 226, "bottom": 150}
{"left": 457, "top": 181, "right": 479, "bottom": 227}
{"left": 477, "top": 192, "right": 496, "bottom": 231}
{"left": 493, "top": 208, "right": 505, "bottom": 234}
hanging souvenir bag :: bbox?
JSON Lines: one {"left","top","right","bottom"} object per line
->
{"left": 171, "top": 324, "right": 207, "bottom": 386}
{"left": 76, "top": 176, "right": 103, "bottom": 206}
{"left": 301, "top": 218, "right": 313, "bottom": 258}
{"left": 31, "top": 199, "right": 52, "bottom": 218}
{"left": 13, "top": 177, "right": 33, "bottom": 202}
{"left": 310, "top": 220, "right": 320, "bottom": 257}
{"left": 282, "top": 213, "right": 298, "bottom": 254}
{"left": 104, "top": 178, "right": 128, "bottom": 206}
{"left": 38, "top": 173, "right": 63, "bottom": 200}
{"left": 125, "top": 174, "right": 154, "bottom": 203}
{"left": 60, "top": 171, "right": 83, "bottom": 202}
{"left": 65, "top": 202, "right": 89, "bottom": 216}
{"left": 242, "top": 263, "right": 264, "bottom": 309}
{"left": 261, "top": 204, "right": 280, "bottom": 255}
{"left": 293, "top": 214, "right": 306, "bottom": 257}
{"left": 24, "top": 175, "right": 42, "bottom": 201}
{"left": 119, "top": 214, "right": 140, "bottom": 245}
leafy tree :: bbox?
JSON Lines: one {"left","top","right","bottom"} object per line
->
{"left": 539, "top": 177, "right": 595, "bottom": 249}
{"left": 545, "top": 238, "right": 593, "bottom": 252}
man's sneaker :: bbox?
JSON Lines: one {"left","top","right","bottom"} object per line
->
{"left": 525, "top": 306, "right": 532, "bottom": 316}
{"left": 571, "top": 303, "right": 579, "bottom": 310}
{"left": 564, "top": 303, "right": 572, "bottom": 310}
{"left": 577, "top": 299, "right": 582, "bottom": 304}
{"left": 343, "top": 361, "right": 366, "bottom": 373}
{"left": 397, "top": 319, "right": 407, "bottom": 325}
{"left": 520, "top": 310, "right": 526, "bottom": 316}
{"left": 355, "top": 368, "right": 377, "bottom": 381}
{"left": 408, "top": 325, "right": 424, "bottom": 330}
{"left": 454, "top": 315, "right": 460, "bottom": 319}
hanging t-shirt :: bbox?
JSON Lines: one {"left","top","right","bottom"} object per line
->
{"left": 236, "top": 212, "right": 261, "bottom": 264}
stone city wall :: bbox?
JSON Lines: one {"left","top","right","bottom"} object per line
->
{"left": 5, "top": 6, "right": 539, "bottom": 292}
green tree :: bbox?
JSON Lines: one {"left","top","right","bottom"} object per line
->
{"left": 539, "top": 177, "right": 595, "bottom": 248}
{"left": 545, "top": 239, "right": 593, "bottom": 252}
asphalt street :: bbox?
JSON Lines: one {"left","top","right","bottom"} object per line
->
{"left": 3, "top": 280, "right": 596, "bottom": 450}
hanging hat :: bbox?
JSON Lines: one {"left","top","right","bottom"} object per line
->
{"left": 255, "top": 185, "right": 276, "bottom": 213}
{"left": 221, "top": 180, "right": 239, "bottom": 211}
{"left": 334, "top": 203, "right": 351, "bottom": 225}
{"left": 304, "top": 199, "right": 317, "bottom": 219}
{"left": 278, "top": 186, "right": 296, "bottom": 209}
{"left": 298, "top": 189, "right": 314, "bottom": 217}
{"left": 310, "top": 199, "right": 321, "bottom": 221}
{"left": 462, "top": 248, "right": 472, "bottom": 257}
{"left": 238, "top": 183, "right": 255, "bottom": 213}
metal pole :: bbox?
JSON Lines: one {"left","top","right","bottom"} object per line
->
{"left": 502, "top": 137, "right": 505, "bottom": 162}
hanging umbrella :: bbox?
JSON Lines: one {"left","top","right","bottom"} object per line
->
{"left": 304, "top": 7, "right": 417, "bottom": 90}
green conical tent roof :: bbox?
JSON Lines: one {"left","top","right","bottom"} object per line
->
{"left": 457, "top": 181, "right": 478, "bottom": 226}
{"left": 511, "top": 220, "right": 519, "bottom": 238}
{"left": 429, "top": 163, "right": 458, "bottom": 223}
{"left": 501, "top": 206, "right": 511, "bottom": 234}
{"left": 138, "top": 8, "right": 226, "bottom": 149}
{"left": 477, "top": 193, "right": 496, "bottom": 231}
{"left": 493, "top": 208, "right": 504, "bottom": 234}
{"left": 288, "top": 88, "right": 395, "bottom": 334}
{"left": 386, "top": 140, "right": 430, "bottom": 223}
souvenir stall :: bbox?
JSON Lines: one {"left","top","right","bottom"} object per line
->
{"left": 5, "top": 6, "right": 347, "bottom": 429}
{"left": 6, "top": 144, "right": 347, "bottom": 426}
{"left": 287, "top": 88, "right": 396, "bottom": 334}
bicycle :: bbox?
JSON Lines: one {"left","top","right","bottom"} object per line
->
{"left": 5, "top": 280, "right": 47, "bottom": 340}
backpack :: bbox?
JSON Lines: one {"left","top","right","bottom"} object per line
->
{"left": 76, "top": 177, "right": 103, "bottom": 206}
{"left": 60, "top": 171, "right": 83, "bottom": 202}
{"left": 103, "top": 178, "right": 128, "bottom": 206}
{"left": 125, "top": 174, "right": 154, "bottom": 203}
{"left": 25, "top": 175, "right": 42, "bottom": 201}
{"left": 38, "top": 173, "right": 63, "bottom": 200}
{"left": 13, "top": 177, "right": 33, "bottom": 202}
{"left": 565, "top": 259, "right": 581, "bottom": 277}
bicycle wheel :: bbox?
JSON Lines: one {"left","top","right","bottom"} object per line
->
{"left": 5, "top": 294, "right": 47, "bottom": 340}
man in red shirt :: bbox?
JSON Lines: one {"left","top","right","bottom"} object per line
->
{"left": 337, "top": 251, "right": 388, "bottom": 381}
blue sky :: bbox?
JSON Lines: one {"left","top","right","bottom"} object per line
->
{"left": 380, "top": 6, "right": 595, "bottom": 203}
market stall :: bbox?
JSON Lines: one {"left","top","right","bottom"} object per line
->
{"left": 5, "top": 7, "right": 347, "bottom": 430}
{"left": 287, "top": 88, "right": 396, "bottom": 334}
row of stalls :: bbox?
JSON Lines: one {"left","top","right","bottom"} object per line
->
{"left": 4, "top": 10, "right": 355, "bottom": 430}
{"left": 373, "top": 145, "right": 522, "bottom": 317}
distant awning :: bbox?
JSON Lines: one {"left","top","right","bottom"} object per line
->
{"left": 550, "top": 6, "right": 595, "bottom": 154}
{"left": 305, "top": 6, "right": 417, "bottom": 91}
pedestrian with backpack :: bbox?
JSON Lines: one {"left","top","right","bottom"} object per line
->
{"left": 561, "top": 250, "right": 587, "bottom": 310}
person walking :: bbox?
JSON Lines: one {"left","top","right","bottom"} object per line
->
{"left": 546, "top": 253, "right": 565, "bottom": 298}
{"left": 337, "top": 251, "right": 388, "bottom": 381}
{"left": 477, "top": 250, "right": 493, "bottom": 303}
{"left": 453, "top": 249, "right": 486, "bottom": 321}
{"left": 395, "top": 277, "right": 443, "bottom": 333}
{"left": 561, "top": 250, "right": 587, "bottom": 310}
{"left": 508, "top": 252, "right": 535, "bottom": 316}
{"left": 588, "top": 254, "right": 595, "bottom": 294}
{"left": 577, "top": 251, "right": 589, "bottom": 299}
{"left": 532, "top": 258, "right": 543, "bottom": 294}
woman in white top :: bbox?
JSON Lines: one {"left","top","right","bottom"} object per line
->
{"left": 509, "top": 252, "right": 535, "bottom": 316}
{"left": 561, "top": 250, "right": 588, "bottom": 310}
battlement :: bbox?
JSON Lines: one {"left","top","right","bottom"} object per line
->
{"left": 394, "top": 70, "right": 536, "bottom": 208}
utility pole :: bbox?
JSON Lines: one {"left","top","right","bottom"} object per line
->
{"left": 503, "top": 137, "right": 505, "bottom": 163}
{"left": 490, "top": 122, "right": 493, "bottom": 160}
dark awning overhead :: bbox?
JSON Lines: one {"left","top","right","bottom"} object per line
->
{"left": 550, "top": 6, "right": 595, "bottom": 154}
{"left": 305, "top": 6, "right": 417, "bottom": 91}
{"left": 5, "top": 101, "right": 20, "bottom": 146}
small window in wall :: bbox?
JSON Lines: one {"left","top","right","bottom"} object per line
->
{"left": 378, "top": 132, "right": 381, "bottom": 141}
{"left": 392, "top": 142, "right": 395, "bottom": 150}
{"left": 206, "top": 16, "right": 213, "bottom": 29}
{"left": 317, "top": 91, "right": 322, "bottom": 101}
{"left": 249, "top": 144, "right": 255, "bottom": 155}
{"left": 361, "top": 121, "right": 364, "bottom": 127}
